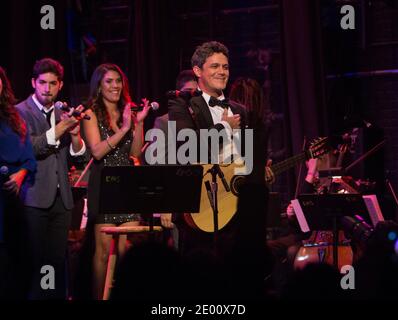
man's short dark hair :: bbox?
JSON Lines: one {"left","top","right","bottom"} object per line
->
{"left": 191, "top": 41, "right": 229, "bottom": 69}
{"left": 176, "top": 70, "right": 196, "bottom": 90}
{"left": 32, "top": 58, "right": 64, "bottom": 81}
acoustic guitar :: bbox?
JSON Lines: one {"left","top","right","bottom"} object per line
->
{"left": 184, "top": 137, "right": 330, "bottom": 232}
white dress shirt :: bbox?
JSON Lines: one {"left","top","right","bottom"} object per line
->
{"left": 200, "top": 91, "right": 241, "bottom": 163}
{"left": 201, "top": 91, "right": 233, "bottom": 134}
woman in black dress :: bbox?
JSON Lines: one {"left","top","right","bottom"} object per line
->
{"left": 83, "top": 63, "right": 150, "bottom": 299}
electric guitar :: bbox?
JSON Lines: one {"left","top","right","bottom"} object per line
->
{"left": 184, "top": 137, "right": 330, "bottom": 232}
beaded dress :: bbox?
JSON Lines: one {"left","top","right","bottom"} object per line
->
{"left": 87, "top": 120, "right": 140, "bottom": 224}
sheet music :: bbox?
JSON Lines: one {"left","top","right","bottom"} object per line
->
{"left": 362, "top": 194, "right": 384, "bottom": 227}
{"left": 291, "top": 199, "right": 310, "bottom": 232}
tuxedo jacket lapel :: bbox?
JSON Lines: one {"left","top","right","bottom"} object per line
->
{"left": 189, "top": 95, "right": 246, "bottom": 130}
{"left": 190, "top": 96, "right": 214, "bottom": 129}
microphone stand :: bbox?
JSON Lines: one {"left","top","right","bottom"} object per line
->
{"left": 206, "top": 164, "right": 230, "bottom": 256}
{"left": 343, "top": 140, "right": 386, "bottom": 174}
{"left": 73, "top": 158, "right": 93, "bottom": 187}
{"left": 386, "top": 179, "right": 398, "bottom": 208}
{"left": 386, "top": 174, "right": 398, "bottom": 221}
{"left": 294, "top": 136, "right": 307, "bottom": 198}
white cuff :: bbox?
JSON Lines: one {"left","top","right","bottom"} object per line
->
{"left": 46, "top": 127, "right": 60, "bottom": 147}
{"left": 70, "top": 139, "right": 86, "bottom": 156}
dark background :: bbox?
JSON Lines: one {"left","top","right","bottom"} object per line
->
{"left": 1, "top": 0, "right": 397, "bottom": 218}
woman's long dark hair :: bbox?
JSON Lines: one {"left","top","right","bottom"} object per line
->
{"left": 229, "top": 77, "right": 269, "bottom": 129}
{"left": 0, "top": 66, "right": 27, "bottom": 141}
{"left": 88, "top": 63, "right": 132, "bottom": 128}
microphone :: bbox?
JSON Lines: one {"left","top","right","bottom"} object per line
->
{"left": 214, "top": 165, "right": 230, "bottom": 192}
{"left": 130, "top": 101, "right": 160, "bottom": 112}
{"left": 343, "top": 115, "right": 372, "bottom": 129}
{"left": 0, "top": 165, "right": 9, "bottom": 184}
{"left": 363, "top": 119, "right": 372, "bottom": 128}
{"left": 166, "top": 89, "right": 202, "bottom": 100}
{"left": 55, "top": 101, "right": 91, "bottom": 120}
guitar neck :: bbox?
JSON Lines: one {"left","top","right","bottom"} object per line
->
{"left": 270, "top": 152, "right": 308, "bottom": 176}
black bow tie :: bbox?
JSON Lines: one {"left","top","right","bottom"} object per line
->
{"left": 208, "top": 96, "right": 230, "bottom": 109}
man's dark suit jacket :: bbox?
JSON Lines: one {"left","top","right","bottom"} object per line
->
{"left": 168, "top": 95, "right": 246, "bottom": 133}
{"left": 168, "top": 95, "right": 247, "bottom": 163}
{"left": 167, "top": 95, "right": 272, "bottom": 279}
{"left": 16, "top": 95, "right": 74, "bottom": 210}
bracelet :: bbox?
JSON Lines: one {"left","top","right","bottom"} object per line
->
{"left": 106, "top": 138, "right": 116, "bottom": 150}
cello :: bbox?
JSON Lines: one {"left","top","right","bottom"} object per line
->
{"left": 293, "top": 146, "right": 355, "bottom": 270}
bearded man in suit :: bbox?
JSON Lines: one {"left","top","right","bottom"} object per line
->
{"left": 16, "top": 58, "right": 86, "bottom": 299}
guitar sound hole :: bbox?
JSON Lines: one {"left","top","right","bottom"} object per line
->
{"left": 230, "top": 175, "right": 246, "bottom": 196}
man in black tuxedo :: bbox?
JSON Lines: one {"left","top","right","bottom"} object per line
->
{"left": 167, "top": 43, "right": 272, "bottom": 300}
{"left": 167, "top": 41, "right": 249, "bottom": 257}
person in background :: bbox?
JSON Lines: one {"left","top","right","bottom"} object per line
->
{"left": 155, "top": 70, "right": 198, "bottom": 233}
{"left": 229, "top": 77, "right": 271, "bottom": 184}
{"left": 0, "top": 66, "right": 36, "bottom": 299}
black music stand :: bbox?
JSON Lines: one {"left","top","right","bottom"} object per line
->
{"left": 296, "top": 193, "right": 371, "bottom": 269}
{"left": 99, "top": 165, "right": 203, "bottom": 232}
{"left": 318, "top": 167, "right": 344, "bottom": 178}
